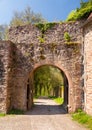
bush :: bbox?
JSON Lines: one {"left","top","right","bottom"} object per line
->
{"left": 8, "top": 109, "right": 24, "bottom": 115}
{"left": 64, "top": 32, "right": 71, "bottom": 42}
{"left": 66, "top": 1, "right": 92, "bottom": 21}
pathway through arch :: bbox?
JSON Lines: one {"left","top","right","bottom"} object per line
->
{"left": 0, "top": 98, "right": 87, "bottom": 130}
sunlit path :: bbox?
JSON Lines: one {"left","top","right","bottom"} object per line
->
{"left": 0, "top": 98, "right": 87, "bottom": 130}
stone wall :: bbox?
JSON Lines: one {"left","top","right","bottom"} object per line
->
{"left": 83, "top": 20, "right": 92, "bottom": 115}
{"left": 1, "top": 20, "right": 92, "bottom": 115}
{"left": 7, "top": 21, "right": 83, "bottom": 113}
{"left": 0, "top": 41, "right": 13, "bottom": 113}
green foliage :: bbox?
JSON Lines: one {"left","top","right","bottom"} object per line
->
{"left": 66, "top": 0, "right": 92, "bottom": 21}
{"left": 54, "top": 97, "right": 64, "bottom": 104}
{"left": 36, "top": 22, "right": 56, "bottom": 33}
{"left": 48, "top": 96, "right": 63, "bottom": 104}
{"left": 38, "top": 37, "right": 45, "bottom": 43}
{"left": 64, "top": 32, "right": 71, "bottom": 42}
{"left": 34, "top": 66, "right": 64, "bottom": 97}
{"left": 72, "top": 109, "right": 92, "bottom": 129}
{"left": 66, "top": 10, "right": 77, "bottom": 21}
{"left": 8, "top": 109, "right": 24, "bottom": 115}
{"left": 36, "top": 23, "right": 56, "bottom": 43}
{"left": 34, "top": 95, "right": 39, "bottom": 99}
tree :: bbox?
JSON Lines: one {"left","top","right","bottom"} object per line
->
{"left": 10, "top": 6, "right": 47, "bottom": 27}
{"left": 34, "top": 66, "right": 64, "bottom": 97}
{"left": 0, "top": 24, "right": 8, "bottom": 40}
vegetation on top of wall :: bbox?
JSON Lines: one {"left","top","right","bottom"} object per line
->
{"left": 35, "top": 22, "right": 56, "bottom": 34}
{"left": 36, "top": 22, "right": 56, "bottom": 43}
{"left": 10, "top": 6, "right": 46, "bottom": 27}
{"left": 66, "top": 0, "right": 92, "bottom": 21}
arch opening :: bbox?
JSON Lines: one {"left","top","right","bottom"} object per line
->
{"left": 27, "top": 65, "right": 69, "bottom": 113}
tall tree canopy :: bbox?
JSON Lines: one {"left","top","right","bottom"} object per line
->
{"left": 10, "top": 6, "right": 47, "bottom": 27}
{"left": 66, "top": 0, "right": 92, "bottom": 21}
{"left": 0, "top": 6, "right": 46, "bottom": 40}
{"left": 34, "top": 66, "right": 64, "bottom": 97}
{"left": 0, "top": 24, "right": 8, "bottom": 40}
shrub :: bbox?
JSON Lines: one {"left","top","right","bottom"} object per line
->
{"left": 72, "top": 109, "right": 92, "bottom": 129}
{"left": 66, "top": 1, "right": 92, "bottom": 21}
{"left": 8, "top": 109, "right": 24, "bottom": 115}
{"left": 64, "top": 32, "right": 71, "bottom": 42}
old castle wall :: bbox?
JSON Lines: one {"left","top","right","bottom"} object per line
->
{"left": 8, "top": 21, "right": 83, "bottom": 113}
{"left": 0, "top": 41, "right": 13, "bottom": 113}
{"left": 0, "top": 21, "right": 84, "bottom": 113}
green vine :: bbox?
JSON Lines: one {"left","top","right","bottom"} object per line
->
{"left": 35, "top": 22, "right": 56, "bottom": 33}
{"left": 36, "top": 23, "right": 56, "bottom": 43}
{"left": 38, "top": 36, "right": 45, "bottom": 43}
{"left": 64, "top": 32, "right": 80, "bottom": 49}
{"left": 64, "top": 32, "right": 71, "bottom": 42}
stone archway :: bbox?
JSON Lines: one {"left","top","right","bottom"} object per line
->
{"left": 0, "top": 21, "right": 83, "bottom": 113}
{"left": 28, "top": 64, "right": 70, "bottom": 112}
{"left": 28, "top": 63, "right": 74, "bottom": 113}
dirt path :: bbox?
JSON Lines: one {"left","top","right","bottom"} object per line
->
{"left": 0, "top": 98, "right": 88, "bottom": 130}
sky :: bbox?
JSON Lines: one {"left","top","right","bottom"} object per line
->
{"left": 0, "top": 0, "right": 88, "bottom": 25}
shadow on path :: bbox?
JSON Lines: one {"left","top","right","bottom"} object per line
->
{"left": 26, "top": 98, "right": 67, "bottom": 115}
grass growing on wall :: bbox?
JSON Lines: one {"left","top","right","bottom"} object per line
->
{"left": 35, "top": 22, "right": 56, "bottom": 33}
{"left": 72, "top": 109, "right": 92, "bottom": 130}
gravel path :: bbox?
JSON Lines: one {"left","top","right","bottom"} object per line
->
{"left": 0, "top": 98, "right": 88, "bottom": 130}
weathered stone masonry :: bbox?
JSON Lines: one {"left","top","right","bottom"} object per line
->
{"left": 0, "top": 20, "right": 91, "bottom": 115}
{"left": 83, "top": 18, "right": 92, "bottom": 115}
{"left": 0, "top": 41, "right": 14, "bottom": 113}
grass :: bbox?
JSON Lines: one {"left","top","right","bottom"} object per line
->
{"left": 54, "top": 97, "right": 63, "bottom": 104}
{"left": 8, "top": 109, "right": 24, "bottom": 115}
{"left": 34, "top": 95, "right": 39, "bottom": 99}
{"left": 48, "top": 96, "right": 64, "bottom": 105}
{"left": 72, "top": 109, "right": 92, "bottom": 130}
{"left": 0, "top": 109, "right": 24, "bottom": 117}
{"left": 0, "top": 113, "right": 6, "bottom": 117}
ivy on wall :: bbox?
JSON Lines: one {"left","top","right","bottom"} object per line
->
{"left": 35, "top": 23, "right": 56, "bottom": 43}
